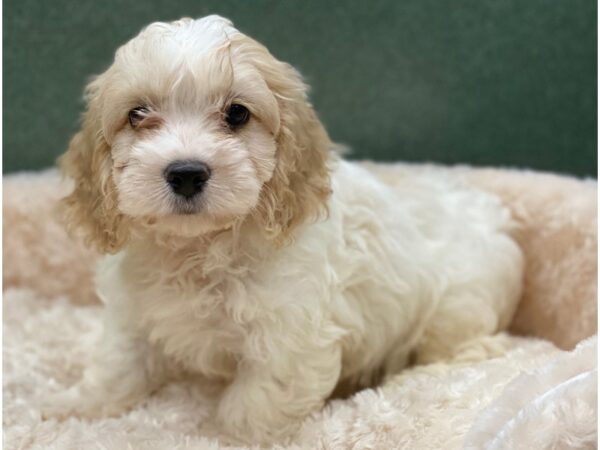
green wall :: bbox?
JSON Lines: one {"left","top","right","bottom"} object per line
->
{"left": 4, "top": 0, "right": 597, "bottom": 176}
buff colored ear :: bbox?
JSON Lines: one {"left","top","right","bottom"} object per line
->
{"left": 59, "top": 78, "right": 130, "bottom": 254}
{"left": 250, "top": 54, "right": 333, "bottom": 243}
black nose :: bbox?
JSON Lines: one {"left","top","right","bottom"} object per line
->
{"left": 164, "top": 161, "right": 211, "bottom": 199}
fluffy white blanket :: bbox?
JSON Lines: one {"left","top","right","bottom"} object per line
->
{"left": 3, "top": 287, "right": 596, "bottom": 449}
{"left": 3, "top": 167, "right": 597, "bottom": 449}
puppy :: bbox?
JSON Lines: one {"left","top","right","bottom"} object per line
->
{"left": 45, "top": 15, "right": 523, "bottom": 444}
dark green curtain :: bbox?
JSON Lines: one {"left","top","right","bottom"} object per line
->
{"left": 4, "top": 0, "right": 597, "bottom": 176}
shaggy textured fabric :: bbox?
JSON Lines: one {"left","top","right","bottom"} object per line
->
{"left": 3, "top": 171, "right": 97, "bottom": 305}
{"left": 3, "top": 165, "right": 597, "bottom": 449}
{"left": 464, "top": 335, "right": 597, "bottom": 450}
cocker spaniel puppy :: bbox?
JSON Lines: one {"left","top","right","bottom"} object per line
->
{"left": 44, "top": 15, "right": 523, "bottom": 444}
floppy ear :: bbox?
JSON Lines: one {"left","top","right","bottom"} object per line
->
{"left": 59, "top": 77, "right": 130, "bottom": 254}
{"left": 249, "top": 50, "right": 333, "bottom": 243}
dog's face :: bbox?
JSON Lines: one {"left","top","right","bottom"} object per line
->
{"left": 106, "top": 18, "right": 281, "bottom": 237}
{"left": 61, "top": 16, "right": 332, "bottom": 252}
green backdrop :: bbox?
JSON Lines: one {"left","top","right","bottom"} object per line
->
{"left": 4, "top": 0, "right": 597, "bottom": 176}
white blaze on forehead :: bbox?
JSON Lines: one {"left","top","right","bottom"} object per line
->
{"left": 136, "top": 15, "right": 239, "bottom": 57}
{"left": 100, "top": 15, "right": 280, "bottom": 143}
{"left": 101, "top": 16, "right": 241, "bottom": 139}
{"left": 117, "top": 14, "right": 239, "bottom": 86}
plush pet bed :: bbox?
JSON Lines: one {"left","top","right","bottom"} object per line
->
{"left": 3, "top": 163, "right": 597, "bottom": 449}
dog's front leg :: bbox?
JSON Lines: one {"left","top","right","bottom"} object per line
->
{"left": 216, "top": 343, "right": 342, "bottom": 444}
{"left": 42, "top": 306, "right": 169, "bottom": 420}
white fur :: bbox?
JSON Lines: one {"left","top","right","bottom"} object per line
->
{"left": 44, "top": 16, "right": 524, "bottom": 445}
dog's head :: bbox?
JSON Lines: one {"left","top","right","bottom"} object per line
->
{"left": 61, "top": 16, "right": 332, "bottom": 253}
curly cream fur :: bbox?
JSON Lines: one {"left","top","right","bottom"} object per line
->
{"left": 59, "top": 78, "right": 130, "bottom": 253}
{"left": 229, "top": 32, "right": 333, "bottom": 242}
{"left": 44, "top": 16, "right": 524, "bottom": 445}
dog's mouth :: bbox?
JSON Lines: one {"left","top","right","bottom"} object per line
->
{"left": 142, "top": 205, "right": 239, "bottom": 238}
{"left": 170, "top": 196, "right": 203, "bottom": 216}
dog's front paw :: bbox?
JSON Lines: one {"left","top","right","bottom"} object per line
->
{"left": 41, "top": 385, "right": 95, "bottom": 420}
{"left": 215, "top": 390, "right": 299, "bottom": 446}
{"left": 41, "top": 385, "right": 132, "bottom": 421}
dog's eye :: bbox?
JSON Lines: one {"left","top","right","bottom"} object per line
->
{"left": 225, "top": 104, "right": 250, "bottom": 128}
{"left": 128, "top": 106, "right": 149, "bottom": 127}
